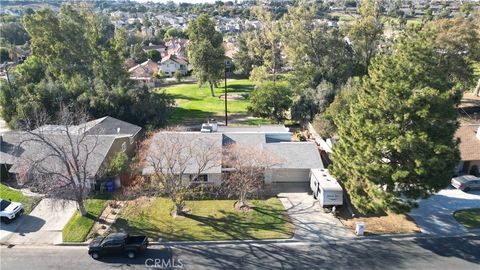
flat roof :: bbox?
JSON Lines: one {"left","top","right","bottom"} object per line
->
{"left": 216, "top": 125, "right": 289, "bottom": 133}
{"left": 311, "top": 169, "right": 343, "bottom": 191}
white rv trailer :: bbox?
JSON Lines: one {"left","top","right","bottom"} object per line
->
{"left": 310, "top": 168, "right": 343, "bottom": 207}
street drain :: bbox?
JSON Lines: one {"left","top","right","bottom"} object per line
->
{"left": 7, "top": 244, "right": 15, "bottom": 248}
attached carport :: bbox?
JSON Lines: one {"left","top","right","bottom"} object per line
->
{"left": 263, "top": 142, "right": 324, "bottom": 184}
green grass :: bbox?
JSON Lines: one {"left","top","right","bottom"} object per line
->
{"left": 110, "top": 197, "right": 294, "bottom": 241}
{"left": 161, "top": 79, "right": 255, "bottom": 125}
{"left": 454, "top": 208, "right": 480, "bottom": 229}
{"left": 0, "top": 183, "right": 39, "bottom": 214}
{"left": 62, "top": 198, "right": 109, "bottom": 242}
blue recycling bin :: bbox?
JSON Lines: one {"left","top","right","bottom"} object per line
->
{"left": 105, "top": 181, "right": 114, "bottom": 192}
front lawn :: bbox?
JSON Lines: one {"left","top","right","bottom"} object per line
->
{"left": 454, "top": 208, "right": 480, "bottom": 229}
{"left": 162, "top": 79, "right": 256, "bottom": 125}
{"left": 110, "top": 197, "right": 293, "bottom": 241}
{"left": 0, "top": 183, "right": 39, "bottom": 214}
{"left": 62, "top": 198, "right": 109, "bottom": 242}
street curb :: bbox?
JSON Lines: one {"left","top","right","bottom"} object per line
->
{"left": 56, "top": 238, "right": 298, "bottom": 247}
{"left": 54, "top": 230, "right": 480, "bottom": 247}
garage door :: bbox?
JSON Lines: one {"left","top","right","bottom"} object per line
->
{"left": 272, "top": 169, "right": 310, "bottom": 182}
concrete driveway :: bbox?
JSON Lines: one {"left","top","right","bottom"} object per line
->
{"left": 409, "top": 188, "right": 480, "bottom": 235}
{"left": 277, "top": 184, "right": 354, "bottom": 242}
{"left": 0, "top": 198, "right": 77, "bottom": 245}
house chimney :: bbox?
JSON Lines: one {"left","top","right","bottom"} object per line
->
{"left": 117, "top": 127, "right": 120, "bottom": 134}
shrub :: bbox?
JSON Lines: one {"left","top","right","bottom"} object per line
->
{"left": 174, "top": 71, "right": 183, "bottom": 82}
{"left": 469, "top": 165, "right": 479, "bottom": 177}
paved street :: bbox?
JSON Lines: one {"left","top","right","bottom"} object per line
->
{"left": 1, "top": 235, "right": 479, "bottom": 270}
{"left": 0, "top": 199, "right": 77, "bottom": 245}
{"left": 278, "top": 191, "right": 354, "bottom": 241}
{"left": 409, "top": 188, "right": 480, "bottom": 235}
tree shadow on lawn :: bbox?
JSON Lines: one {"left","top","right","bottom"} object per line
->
{"left": 111, "top": 206, "right": 292, "bottom": 242}
{"left": 226, "top": 84, "right": 255, "bottom": 93}
{"left": 183, "top": 207, "right": 292, "bottom": 240}
{"left": 167, "top": 93, "right": 202, "bottom": 101}
{"left": 110, "top": 218, "right": 200, "bottom": 242}
{"left": 168, "top": 107, "right": 213, "bottom": 126}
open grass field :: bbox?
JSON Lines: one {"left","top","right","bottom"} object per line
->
{"left": 110, "top": 197, "right": 293, "bottom": 241}
{"left": 454, "top": 208, "right": 480, "bottom": 229}
{"left": 161, "top": 79, "right": 257, "bottom": 125}
{"left": 0, "top": 183, "right": 39, "bottom": 214}
{"left": 62, "top": 197, "right": 109, "bottom": 242}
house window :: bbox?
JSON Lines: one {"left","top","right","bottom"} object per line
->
{"left": 121, "top": 142, "right": 126, "bottom": 152}
{"left": 129, "top": 136, "right": 134, "bottom": 145}
{"left": 190, "top": 174, "right": 208, "bottom": 182}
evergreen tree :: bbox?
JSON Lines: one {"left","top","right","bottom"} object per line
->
{"left": 330, "top": 24, "right": 477, "bottom": 214}
{"left": 186, "top": 14, "right": 225, "bottom": 97}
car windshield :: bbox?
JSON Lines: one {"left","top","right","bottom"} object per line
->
{"left": 0, "top": 200, "right": 12, "bottom": 211}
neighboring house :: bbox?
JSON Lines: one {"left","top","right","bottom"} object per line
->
{"left": 143, "top": 132, "right": 224, "bottom": 185}
{"left": 225, "top": 56, "right": 233, "bottom": 73}
{"left": 0, "top": 116, "right": 142, "bottom": 187}
{"left": 143, "top": 43, "right": 166, "bottom": 54}
{"left": 142, "top": 124, "right": 324, "bottom": 186}
{"left": 455, "top": 124, "right": 480, "bottom": 175}
{"left": 128, "top": 59, "right": 159, "bottom": 79}
{"left": 159, "top": 54, "right": 190, "bottom": 76}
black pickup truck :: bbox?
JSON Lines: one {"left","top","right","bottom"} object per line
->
{"left": 88, "top": 233, "right": 148, "bottom": 259}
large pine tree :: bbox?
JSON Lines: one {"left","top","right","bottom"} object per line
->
{"left": 330, "top": 21, "right": 479, "bottom": 214}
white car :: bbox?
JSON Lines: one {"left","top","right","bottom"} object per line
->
{"left": 0, "top": 198, "right": 24, "bottom": 222}
{"left": 451, "top": 175, "right": 480, "bottom": 192}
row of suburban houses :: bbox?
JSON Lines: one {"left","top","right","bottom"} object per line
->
{"left": 1, "top": 116, "right": 479, "bottom": 191}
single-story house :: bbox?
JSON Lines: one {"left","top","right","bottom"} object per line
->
{"left": 142, "top": 132, "right": 224, "bottom": 186}
{"left": 0, "top": 116, "right": 142, "bottom": 187}
{"left": 142, "top": 124, "right": 324, "bottom": 186}
{"left": 455, "top": 124, "right": 480, "bottom": 175}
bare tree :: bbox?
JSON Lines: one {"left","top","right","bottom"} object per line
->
{"left": 14, "top": 106, "right": 106, "bottom": 216}
{"left": 223, "top": 143, "right": 280, "bottom": 210}
{"left": 140, "top": 130, "right": 221, "bottom": 216}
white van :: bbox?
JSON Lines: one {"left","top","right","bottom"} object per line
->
{"left": 310, "top": 169, "right": 343, "bottom": 207}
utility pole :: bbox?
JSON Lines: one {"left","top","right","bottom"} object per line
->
{"left": 224, "top": 60, "right": 229, "bottom": 126}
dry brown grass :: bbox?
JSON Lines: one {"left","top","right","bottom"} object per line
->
{"left": 341, "top": 212, "right": 421, "bottom": 235}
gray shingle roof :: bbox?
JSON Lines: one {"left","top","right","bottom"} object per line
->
{"left": 83, "top": 116, "right": 142, "bottom": 137}
{"left": 262, "top": 142, "right": 324, "bottom": 169}
{"left": 1, "top": 131, "right": 114, "bottom": 177}
{"left": 222, "top": 133, "right": 266, "bottom": 147}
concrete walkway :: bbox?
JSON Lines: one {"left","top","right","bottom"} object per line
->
{"left": 409, "top": 188, "right": 480, "bottom": 235}
{"left": 1, "top": 199, "right": 77, "bottom": 245}
{"left": 278, "top": 189, "right": 354, "bottom": 242}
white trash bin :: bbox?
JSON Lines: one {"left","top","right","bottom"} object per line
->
{"left": 355, "top": 222, "right": 365, "bottom": 236}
